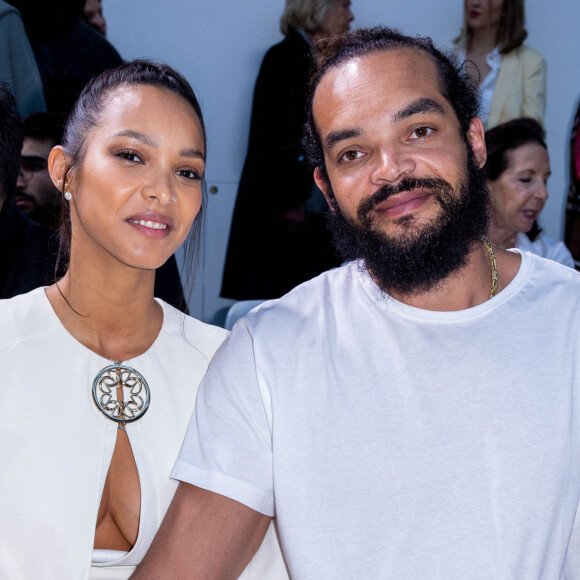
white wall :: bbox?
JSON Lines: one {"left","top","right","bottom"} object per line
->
{"left": 105, "top": 0, "right": 579, "bottom": 323}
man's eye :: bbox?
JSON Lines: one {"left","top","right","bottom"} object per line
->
{"left": 412, "top": 126, "right": 432, "bottom": 139}
{"left": 340, "top": 150, "right": 363, "bottom": 162}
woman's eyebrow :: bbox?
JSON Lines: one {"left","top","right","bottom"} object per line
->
{"left": 111, "top": 129, "right": 157, "bottom": 147}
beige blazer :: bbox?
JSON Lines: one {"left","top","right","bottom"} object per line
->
{"left": 487, "top": 45, "right": 546, "bottom": 129}
{"left": 454, "top": 43, "right": 546, "bottom": 129}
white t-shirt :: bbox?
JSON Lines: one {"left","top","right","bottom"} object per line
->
{"left": 0, "top": 288, "right": 287, "bottom": 580}
{"left": 516, "top": 231, "right": 576, "bottom": 268}
{"left": 173, "top": 252, "right": 580, "bottom": 579}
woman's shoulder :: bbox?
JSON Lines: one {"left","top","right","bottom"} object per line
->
{"left": 0, "top": 288, "right": 55, "bottom": 355}
{"left": 507, "top": 44, "right": 545, "bottom": 66}
{"left": 157, "top": 299, "right": 229, "bottom": 362}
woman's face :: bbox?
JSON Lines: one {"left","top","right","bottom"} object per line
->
{"left": 488, "top": 142, "right": 550, "bottom": 234}
{"left": 320, "top": 0, "right": 354, "bottom": 37}
{"left": 465, "top": 0, "right": 503, "bottom": 30}
{"left": 53, "top": 84, "right": 205, "bottom": 271}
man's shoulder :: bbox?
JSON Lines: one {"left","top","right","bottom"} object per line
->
{"left": 242, "top": 263, "right": 360, "bottom": 330}
{"left": 519, "top": 250, "right": 580, "bottom": 295}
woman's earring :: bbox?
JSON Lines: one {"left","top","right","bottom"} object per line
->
{"left": 64, "top": 192, "right": 72, "bottom": 201}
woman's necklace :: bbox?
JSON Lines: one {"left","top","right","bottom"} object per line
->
{"left": 92, "top": 361, "right": 151, "bottom": 430}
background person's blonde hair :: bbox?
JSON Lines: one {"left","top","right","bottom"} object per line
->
{"left": 280, "top": 0, "right": 337, "bottom": 36}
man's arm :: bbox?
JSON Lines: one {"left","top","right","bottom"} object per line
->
{"left": 132, "top": 482, "right": 272, "bottom": 579}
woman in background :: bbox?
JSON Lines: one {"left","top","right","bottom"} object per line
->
{"left": 485, "top": 118, "right": 574, "bottom": 267}
{"left": 221, "top": 0, "right": 352, "bottom": 300}
{"left": 0, "top": 60, "right": 287, "bottom": 579}
{"left": 455, "top": 0, "right": 546, "bottom": 129}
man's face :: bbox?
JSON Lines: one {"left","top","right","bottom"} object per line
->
{"left": 312, "top": 48, "right": 488, "bottom": 295}
{"left": 16, "top": 137, "right": 60, "bottom": 223}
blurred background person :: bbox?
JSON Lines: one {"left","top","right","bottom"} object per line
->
{"left": 83, "top": 0, "right": 106, "bottom": 36}
{"left": 9, "top": 0, "right": 122, "bottom": 115}
{"left": 0, "top": 84, "right": 57, "bottom": 299}
{"left": 0, "top": 0, "right": 45, "bottom": 116}
{"left": 454, "top": 0, "right": 545, "bottom": 130}
{"left": 484, "top": 118, "right": 574, "bottom": 267}
{"left": 220, "top": 0, "right": 353, "bottom": 300}
{"left": 16, "top": 112, "right": 65, "bottom": 230}
{"left": 565, "top": 98, "right": 580, "bottom": 269}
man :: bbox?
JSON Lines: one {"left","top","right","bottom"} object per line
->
{"left": 15, "top": 112, "right": 64, "bottom": 229}
{"left": 83, "top": 0, "right": 107, "bottom": 36}
{"left": 135, "top": 28, "right": 580, "bottom": 578}
{"left": 0, "top": 85, "right": 57, "bottom": 298}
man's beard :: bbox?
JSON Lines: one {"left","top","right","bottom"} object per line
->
{"left": 325, "top": 148, "right": 490, "bottom": 296}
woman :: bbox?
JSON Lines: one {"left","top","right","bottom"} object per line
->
{"left": 220, "top": 0, "right": 352, "bottom": 300}
{"left": 454, "top": 0, "right": 546, "bottom": 129}
{"left": 0, "top": 61, "right": 287, "bottom": 579}
{"left": 485, "top": 118, "right": 574, "bottom": 267}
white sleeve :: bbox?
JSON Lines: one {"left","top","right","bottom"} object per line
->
{"left": 171, "top": 319, "right": 275, "bottom": 516}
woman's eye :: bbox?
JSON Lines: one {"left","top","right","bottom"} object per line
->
{"left": 116, "top": 150, "right": 142, "bottom": 163}
{"left": 340, "top": 150, "right": 363, "bottom": 162}
{"left": 177, "top": 168, "right": 201, "bottom": 180}
{"left": 411, "top": 126, "right": 432, "bottom": 139}
{"left": 519, "top": 177, "right": 532, "bottom": 183}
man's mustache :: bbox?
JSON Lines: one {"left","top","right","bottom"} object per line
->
{"left": 357, "top": 177, "right": 453, "bottom": 222}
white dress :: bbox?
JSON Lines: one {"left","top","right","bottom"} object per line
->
{"left": 0, "top": 288, "right": 288, "bottom": 579}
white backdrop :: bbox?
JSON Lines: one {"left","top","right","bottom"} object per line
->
{"left": 105, "top": 0, "right": 580, "bottom": 323}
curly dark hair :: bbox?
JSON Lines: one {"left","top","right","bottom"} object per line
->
{"left": 303, "top": 26, "right": 480, "bottom": 183}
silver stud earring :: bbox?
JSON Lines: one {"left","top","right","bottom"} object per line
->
{"left": 64, "top": 192, "right": 72, "bottom": 200}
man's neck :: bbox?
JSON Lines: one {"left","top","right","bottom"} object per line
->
{"left": 383, "top": 241, "right": 520, "bottom": 312}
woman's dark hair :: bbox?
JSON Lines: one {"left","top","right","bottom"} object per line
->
{"left": 57, "top": 59, "right": 207, "bottom": 296}
{"left": 484, "top": 117, "right": 547, "bottom": 241}
{"left": 456, "top": 0, "right": 527, "bottom": 55}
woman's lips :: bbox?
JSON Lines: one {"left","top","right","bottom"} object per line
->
{"left": 127, "top": 212, "right": 174, "bottom": 238}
